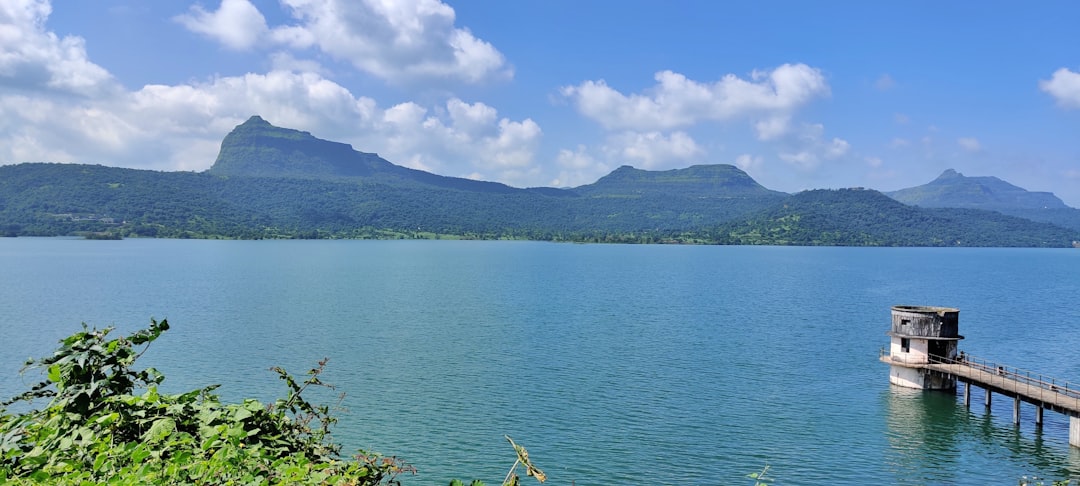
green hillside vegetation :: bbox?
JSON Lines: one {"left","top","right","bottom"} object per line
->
{"left": 887, "top": 169, "right": 1080, "bottom": 232}
{"left": 887, "top": 169, "right": 1068, "bottom": 210}
{"left": 711, "top": 189, "right": 1080, "bottom": 247}
{"left": 0, "top": 320, "right": 413, "bottom": 485}
{"left": 1, "top": 117, "right": 1078, "bottom": 247}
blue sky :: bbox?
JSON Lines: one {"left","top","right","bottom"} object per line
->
{"left": 3, "top": 1, "right": 1080, "bottom": 206}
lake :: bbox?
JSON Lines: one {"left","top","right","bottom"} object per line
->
{"left": 2, "top": 238, "right": 1079, "bottom": 484}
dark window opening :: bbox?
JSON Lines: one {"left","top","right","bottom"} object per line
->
{"left": 901, "top": 338, "right": 910, "bottom": 353}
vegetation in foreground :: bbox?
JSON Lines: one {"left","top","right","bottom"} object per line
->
{"left": 0, "top": 320, "right": 412, "bottom": 485}
{"left": 0, "top": 320, "right": 551, "bottom": 486}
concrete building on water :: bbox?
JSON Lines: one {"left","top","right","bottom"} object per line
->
{"left": 885, "top": 305, "right": 963, "bottom": 390}
{"left": 882, "top": 304, "right": 1080, "bottom": 448}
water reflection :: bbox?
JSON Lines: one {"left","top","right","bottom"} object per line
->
{"left": 884, "top": 386, "right": 1080, "bottom": 484}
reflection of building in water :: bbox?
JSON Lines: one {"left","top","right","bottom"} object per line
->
{"left": 884, "top": 387, "right": 964, "bottom": 483}
{"left": 884, "top": 305, "right": 963, "bottom": 390}
{"left": 885, "top": 387, "right": 1080, "bottom": 483}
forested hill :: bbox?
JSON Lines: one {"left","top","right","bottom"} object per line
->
{"left": 0, "top": 117, "right": 1078, "bottom": 247}
{"left": 209, "top": 115, "right": 541, "bottom": 195}
{"left": 887, "top": 169, "right": 1080, "bottom": 232}
{"left": 713, "top": 189, "right": 1080, "bottom": 247}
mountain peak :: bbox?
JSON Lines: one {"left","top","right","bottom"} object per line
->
{"left": 576, "top": 163, "right": 787, "bottom": 199}
{"left": 208, "top": 116, "right": 385, "bottom": 179}
{"left": 937, "top": 169, "right": 962, "bottom": 179}
{"left": 888, "top": 170, "right": 1068, "bottom": 210}
{"left": 241, "top": 115, "right": 271, "bottom": 127}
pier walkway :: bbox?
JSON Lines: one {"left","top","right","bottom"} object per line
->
{"left": 881, "top": 351, "right": 1080, "bottom": 446}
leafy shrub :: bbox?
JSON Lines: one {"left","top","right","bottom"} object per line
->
{"left": 0, "top": 319, "right": 413, "bottom": 485}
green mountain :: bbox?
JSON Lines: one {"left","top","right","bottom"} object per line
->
{"left": 887, "top": 169, "right": 1067, "bottom": 210}
{"left": 713, "top": 188, "right": 1079, "bottom": 247}
{"left": 887, "top": 169, "right": 1080, "bottom": 231}
{"left": 1, "top": 117, "right": 1078, "bottom": 246}
{"left": 577, "top": 164, "right": 785, "bottom": 198}
{"left": 210, "top": 116, "right": 536, "bottom": 195}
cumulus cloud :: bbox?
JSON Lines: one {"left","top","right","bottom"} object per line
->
{"left": 734, "top": 154, "right": 764, "bottom": 172}
{"left": 603, "top": 131, "right": 703, "bottom": 170}
{"left": 561, "top": 63, "right": 829, "bottom": 134}
{"left": 0, "top": 0, "right": 115, "bottom": 97}
{"left": 1040, "top": 68, "right": 1080, "bottom": 109}
{"left": 174, "top": 0, "right": 269, "bottom": 50}
{"left": 552, "top": 145, "right": 607, "bottom": 188}
{"left": 1, "top": 69, "right": 543, "bottom": 182}
{"left": 0, "top": 1, "right": 538, "bottom": 185}
{"left": 825, "top": 137, "right": 850, "bottom": 158}
{"left": 957, "top": 137, "right": 981, "bottom": 152}
{"left": 174, "top": 0, "right": 511, "bottom": 84}
{"left": 773, "top": 123, "right": 850, "bottom": 171}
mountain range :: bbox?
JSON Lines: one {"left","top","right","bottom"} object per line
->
{"left": 0, "top": 116, "right": 1077, "bottom": 247}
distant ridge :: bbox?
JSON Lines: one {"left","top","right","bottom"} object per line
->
{"left": 887, "top": 169, "right": 1080, "bottom": 231}
{"left": 209, "top": 115, "right": 527, "bottom": 194}
{"left": 0, "top": 117, "right": 1077, "bottom": 246}
{"left": 575, "top": 164, "right": 787, "bottom": 199}
{"left": 887, "top": 169, "right": 1068, "bottom": 210}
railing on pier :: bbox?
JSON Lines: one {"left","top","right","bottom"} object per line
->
{"left": 880, "top": 348, "right": 1080, "bottom": 413}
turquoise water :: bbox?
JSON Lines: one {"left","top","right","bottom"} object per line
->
{"left": 2, "top": 238, "right": 1080, "bottom": 484}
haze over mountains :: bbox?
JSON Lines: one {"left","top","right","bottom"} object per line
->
{"left": 0, "top": 116, "right": 1077, "bottom": 247}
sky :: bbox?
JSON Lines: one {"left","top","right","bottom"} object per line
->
{"left": 2, "top": 1, "right": 1080, "bottom": 206}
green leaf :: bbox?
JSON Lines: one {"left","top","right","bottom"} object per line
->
{"left": 144, "top": 417, "right": 177, "bottom": 444}
{"left": 47, "top": 363, "right": 62, "bottom": 383}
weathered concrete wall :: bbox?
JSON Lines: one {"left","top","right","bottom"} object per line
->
{"left": 888, "top": 364, "right": 956, "bottom": 390}
{"left": 890, "top": 336, "right": 929, "bottom": 364}
{"left": 891, "top": 305, "right": 960, "bottom": 338}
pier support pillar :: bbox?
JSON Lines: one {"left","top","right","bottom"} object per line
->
{"left": 1071, "top": 416, "right": 1080, "bottom": 448}
{"left": 985, "top": 388, "right": 992, "bottom": 408}
{"left": 1013, "top": 396, "right": 1021, "bottom": 425}
{"left": 1036, "top": 407, "right": 1043, "bottom": 427}
{"left": 963, "top": 382, "right": 971, "bottom": 408}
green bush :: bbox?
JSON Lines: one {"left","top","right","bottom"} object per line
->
{"left": 0, "top": 319, "right": 413, "bottom": 485}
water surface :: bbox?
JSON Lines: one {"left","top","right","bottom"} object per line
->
{"left": 2, "top": 238, "right": 1079, "bottom": 484}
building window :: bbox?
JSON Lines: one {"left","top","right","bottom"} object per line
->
{"left": 901, "top": 338, "right": 910, "bottom": 353}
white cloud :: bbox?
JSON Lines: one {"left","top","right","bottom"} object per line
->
{"left": 894, "top": 113, "right": 909, "bottom": 124}
{"left": 1040, "top": 68, "right": 1080, "bottom": 109}
{"left": 1, "top": 67, "right": 544, "bottom": 184}
{"left": 778, "top": 151, "right": 818, "bottom": 170}
{"left": 865, "top": 156, "right": 883, "bottom": 168}
{"left": 172, "top": 0, "right": 511, "bottom": 84}
{"left": 734, "top": 153, "right": 764, "bottom": 172}
{"left": 825, "top": 137, "right": 850, "bottom": 159}
{"left": 754, "top": 116, "right": 790, "bottom": 141}
{"left": 0, "top": 0, "right": 115, "bottom": 97}
{"left": 274, "top": 0, "right": 510, "bottom": 84}
{"left": 889, "top": 137, "right": 910, "bottom": 149}
{"left": 174, "top": 0, "right": 269, "bottom": 50}
{"left": 561, "top": 63, "right": 829, "bottom": 132}
{"left": 875, "top": 74, "right": 895, "bottom": 91}
{"left": 551, "top": 145, "right": 608, "bottom": 188}
{"left": 604, "top": 131, "right": 703, "bottom": 170}
{"left": 957, "top": 137, "right": 981, "bottom": 152}
{"left": 773, "top": 123, "right": 850, "bottom": 170}
{"left": 0, "top": 3, "right": 540, "bottom": 184}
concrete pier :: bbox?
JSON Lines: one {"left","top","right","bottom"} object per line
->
{"left": 882, "top": 304, "right": 1080, "bottom": 448}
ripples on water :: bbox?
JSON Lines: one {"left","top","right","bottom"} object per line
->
{"left": 2, "top": 240, "right": 1080, "bottom": 484}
